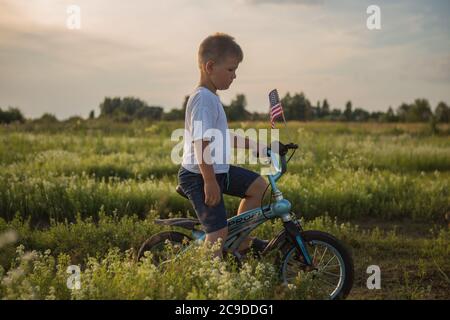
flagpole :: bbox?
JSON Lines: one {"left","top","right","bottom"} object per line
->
{"left": 269, "top": 88, "right": 294, "bottom": 146}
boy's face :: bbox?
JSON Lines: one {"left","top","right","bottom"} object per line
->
{"left": 207, "top": 55, "right": 240, "bottom": 91}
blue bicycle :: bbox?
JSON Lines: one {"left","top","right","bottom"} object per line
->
{"left": 138, "top": 142, "right": 354, "bottom": 299}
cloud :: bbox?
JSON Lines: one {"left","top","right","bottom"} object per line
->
{"left": 0, "top": 0, "right": 449, "bottom": 118}
{"left": 0, "top": 9, "right": 178, "bottom": 118}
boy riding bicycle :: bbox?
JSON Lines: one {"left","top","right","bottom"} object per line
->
{"left": 178, "top": 33, "right": 269, "bottom": 258}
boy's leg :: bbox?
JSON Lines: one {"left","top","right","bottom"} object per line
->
{"left": 222, "top": 165, "right": 269, "bottom": 253}
{"left": 237, "top": 176, "right": 268, "bottom": 215}
{"left": 236, "top": 176, "right": 268, "bottom": 252}
{"left": 205, "top": 226, "right": 228, "bottom": 259}
{"left": 178, "top": 167, "right": 229, "bottom": 258}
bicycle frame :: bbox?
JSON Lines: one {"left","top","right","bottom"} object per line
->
{"left": 189, "top": 148, "right": 314, "bottom": 265}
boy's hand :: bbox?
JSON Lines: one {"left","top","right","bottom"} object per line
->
{"left": 204, "top": 178, "right": 221, "bottom": 207}
{"left": 194, "top": 139, "right": 221, "bottom": 206}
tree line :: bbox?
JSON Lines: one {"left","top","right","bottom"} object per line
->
{"left": 1, "top": 92, "right": 449, "bottom": 124}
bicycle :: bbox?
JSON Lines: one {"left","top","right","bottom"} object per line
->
{"left": 137, "top": 141, "right": 354, "bottom": 300}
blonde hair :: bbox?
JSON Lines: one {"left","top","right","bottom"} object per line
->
{"left": 198, "top": 33, "right": 243, "bottom": 67}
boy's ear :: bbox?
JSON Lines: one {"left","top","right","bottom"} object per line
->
{"left": 205, "top": 60, "right": 215, "bottom": 74}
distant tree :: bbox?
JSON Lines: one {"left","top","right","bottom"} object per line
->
{"left": 65, "top": 116, "right": 84, "bottom": 125}
{"left": 98, "top": 96, "right": 163, "bottom": 121}
{"left": 295, "top": 93, "right": 313, "bottom": 121}
{"left": 429, "top": 115, "right": 439, "bottom": 134}
{"left": 118, "top": 97, "right": 145, "bottom": 116}
{"left": 89, "top": 110, "right": 95, "bottom": 119}
{"left": 225, "top": 94, "right": 250, "bottom": 121}
{"left": 316, "top": 100, "right": 322, "bottom": 119}
{"left": 110, "top": 97, "right": 121, "bottom": 114}
{"left": 435, "top": 101, "right": 449, "bottom": 123}
{"left": 378, "top": 106, "right": 397, "bottom": 122}
{"left": 353, "top": 108, "right": 370, "bottom": 121}
{"left": 135, "top": 106, "right": 163, "bottom": 120}
{"left": 162, "top": 108, "right": 184, "bottom": 121}
{"left": 397, "top": 99, "right": 433, "bottom": 122}
{"left": 281, "top": 93, "right": 293, "bottom": 119}
{"left": 322, "top": 99, "right": 330, "bottom": 117}
{"left": 0, "top": 109, "right": 5, "bottom": 123}
{"left": 282, "top": 92, "right": 312, "bottom": 121}
{"left": 413, "top": 99, "right": 433, "bottom": 122}
{"left": 38, "top": 113, "right": 59, "bottom": 123}
{"left": 0, "top": 107, "right": 25, "bottom": 124}
{"left": 330, "top": 108, "right": 343, "bottom": 121}
{"left": 249, "top": 112, "right": 266, "bottom": 121}
{"left": 385, "top": 106, "right": 397, "bottom": 122}
{"left": 93, "top": 93, "right": 445, "bottom": 123}
{"left": 370, "top": 111, "right": 385, "bottom": 122}
{"left": 396, "top": 103, "right": 411, "bottom": 122}
{"left": 344, "top": 101, "right": 353, "bottom": 121}
{"left": 99, "top": 97, "right": 120, "bottom": 116}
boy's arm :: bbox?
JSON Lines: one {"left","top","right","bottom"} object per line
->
{"left": 193, "top": 139, "right": 221, "bottom": 207}
{"left": 229, "top": 132, "right": 268, "bottom": 157}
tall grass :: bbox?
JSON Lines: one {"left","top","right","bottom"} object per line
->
{"left": 1, "top": 122, "right": 449, "bottom": 225}
{"left": 1, "top": 213, "right": 448, "bottom": 299}
{"left": 0, "top": 167, "right": 447, "bottom": 224}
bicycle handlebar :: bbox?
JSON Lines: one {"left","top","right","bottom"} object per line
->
{"left": 266, "top": 141, "right": 298, "bottom": 176}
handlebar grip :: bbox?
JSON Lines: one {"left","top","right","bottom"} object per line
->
{"left": 286, "top": 143, "right": 298, "bottom": 149}
{"left": 266, "top": 142, "right": 298, "bottom": 156}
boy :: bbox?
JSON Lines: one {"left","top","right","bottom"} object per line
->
{"left": 178, "top": 33, "right": 269, "bottom": 258}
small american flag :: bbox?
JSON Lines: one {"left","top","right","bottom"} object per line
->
{"left": 269, "top": 89, "right": 284, "bottom": 128}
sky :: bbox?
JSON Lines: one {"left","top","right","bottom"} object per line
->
{"left": 0, "top": 0, "right": 449, "bottom": 119}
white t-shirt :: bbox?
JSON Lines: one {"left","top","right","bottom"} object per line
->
{"left": 181, "top": 86, "right": 231, "bottom": 174}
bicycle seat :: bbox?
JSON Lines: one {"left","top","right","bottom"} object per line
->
{"left": 175, "top": 185, "right": 188, "bottom": 199}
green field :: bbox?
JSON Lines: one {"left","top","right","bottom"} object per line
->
{"left": 0, "top": 120, "right": 449, "bottom": 299}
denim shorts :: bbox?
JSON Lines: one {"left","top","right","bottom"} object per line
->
{"left": 177, "top": 165, "right": 261, "bottom": 233}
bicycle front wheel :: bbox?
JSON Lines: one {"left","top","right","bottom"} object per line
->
{"left": 280, "top": 230, "right": 354, "bottom": 300}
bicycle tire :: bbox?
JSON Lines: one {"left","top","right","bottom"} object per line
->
{"left": 136, "top": 231, "right": 193, "bottom": 264}
{"left": 278, "top": 230, "right": 354, "bottom": 300}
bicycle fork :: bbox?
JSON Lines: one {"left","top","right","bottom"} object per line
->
{"left": 273, "top": 198, "right": 314, "bottom": 267}
{"left": 283, "top": 220, "right": 313, "bottom": 266}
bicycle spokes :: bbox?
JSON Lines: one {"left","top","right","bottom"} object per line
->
{"left": 283, "top": 240, "right": 345, "bottom": 299}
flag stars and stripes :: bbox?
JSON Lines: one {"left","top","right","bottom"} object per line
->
{"left": 269, "top": 89, "right": 284, "bottom": 128}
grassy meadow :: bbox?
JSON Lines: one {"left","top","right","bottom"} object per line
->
{"left": 0, "top": 120, "right": 449, "bottom": 299}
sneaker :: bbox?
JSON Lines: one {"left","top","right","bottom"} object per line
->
{"left": 238, "top": 238, "right": 269, "bottom": 258}
{"left": 251, "top": 238, "right": 269, "bottom": 254}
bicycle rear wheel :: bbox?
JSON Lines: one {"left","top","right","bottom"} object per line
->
{"left": 279, "top": 230, "right": 354, "bottom": 300}
{"left": 136, "top": 231, "right": 193, "bottom": 265}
